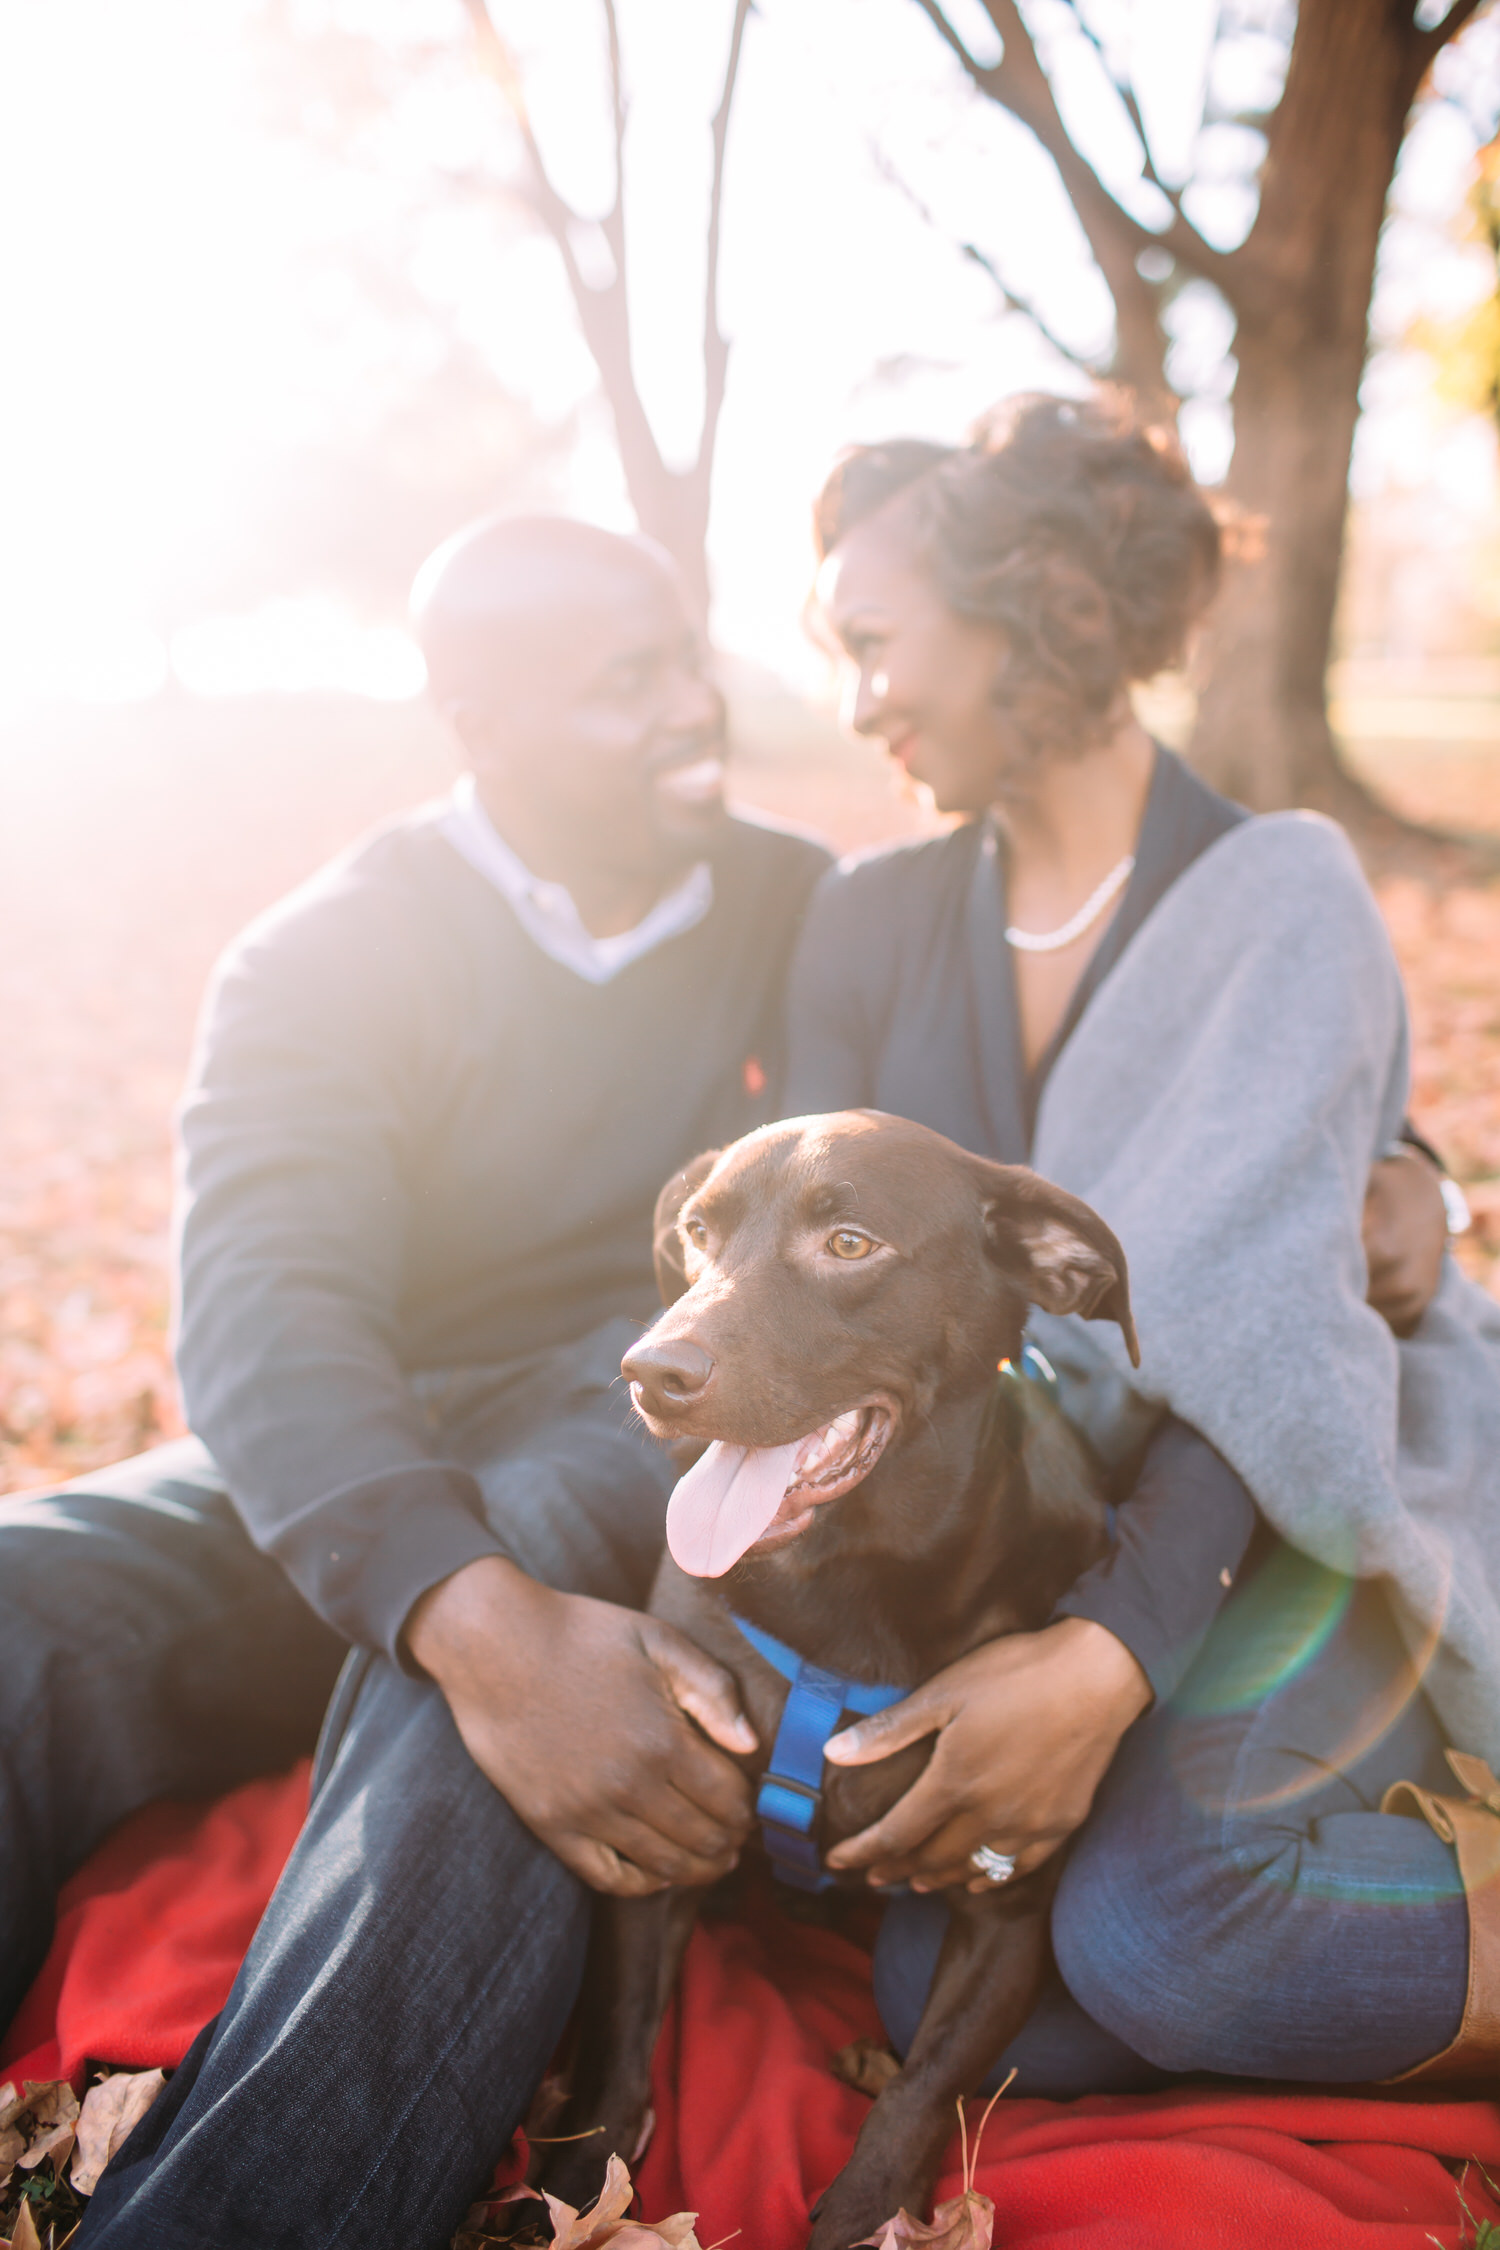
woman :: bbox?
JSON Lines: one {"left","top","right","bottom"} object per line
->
{"left": 782, "top": 396, "right": 1500, "bottom": 2092}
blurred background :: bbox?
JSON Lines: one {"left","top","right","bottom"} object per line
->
{"left": 3, "top": 0, "right": 1500, "bottom": 1491}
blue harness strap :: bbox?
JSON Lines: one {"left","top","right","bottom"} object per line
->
{"left": 729, "top": 1342, "right": 1105, "bottom": 1893}
{"left": 728, "top": 1613, "right": 905, "bottom": 1893}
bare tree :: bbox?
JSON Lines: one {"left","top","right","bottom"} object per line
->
{"left": 466, "top": 0, "right": 752, "bottom": 622}
{"left": 908, "top": 0, "right": 1489, "bottom": 813}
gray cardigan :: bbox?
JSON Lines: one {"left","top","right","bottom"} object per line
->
{"left": 1028, "top": 812, "right": 1500, "bottom": 1761}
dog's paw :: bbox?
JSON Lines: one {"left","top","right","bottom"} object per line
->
{"left": 529, "top": 2142, "right": 614, "bottom": 2214}
{"left": 807, "top": 2169, "right": 930, "bottom": 2250}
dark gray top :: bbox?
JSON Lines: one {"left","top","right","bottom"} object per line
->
{"left": 784, "top": 747, "right": 1259, "bottom": 1700}
{"left": 176, "top": 805, "right": 830, "bottom": 1659}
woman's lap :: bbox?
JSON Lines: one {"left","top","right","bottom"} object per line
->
{"left": 875, "top": 1543, "right": 1469, "bottom": 2094}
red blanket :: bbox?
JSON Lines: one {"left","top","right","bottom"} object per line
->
{"left": 5, "top": 1763, "right": 1500, "bottom": 2247}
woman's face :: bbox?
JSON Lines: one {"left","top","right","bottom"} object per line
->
{"left": 816, "top": 499, "right": 1017, "bottom": 815}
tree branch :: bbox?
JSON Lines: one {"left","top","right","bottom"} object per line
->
{"left": 464, "top": 0, "right": 742, "bottom": 613}
{"left": 463, "top": 0, "right": 586, "bottom": 289}
{"left": 958, "top": 240, "right": 1105, "bottom": 376}
{"left": 870, "top": 143, "right": 1104, "bottom": 378}
{"left": 912, "top": 0, "right": 1230, "bottom": 292}
{"left": 464, "top": 0, "right": 668, "bottom": 499}
{"left": 1053, "top": 0, "right": 1193, "bottom": 224}
{"left": 908, "top": 0, "right": 985, "bottom": 82}
{"left": 599, "top": 0, "right": 627, "bottom": 264}
{"left": 1404, "top": 0, "right": 1488, "bottom": 99}
{"left": 698, "top": 0, "right": 753, "bottom": 481}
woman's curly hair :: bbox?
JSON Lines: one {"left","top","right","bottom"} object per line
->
{"left": 812, "top": 393, "right": 1221, "bottom": 765}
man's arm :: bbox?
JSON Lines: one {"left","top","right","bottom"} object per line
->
{"left": 176, "top": 885, "right": 504, "bottom": 1659}
{"left": 405, "top": 1557, "right": 755, "bottom": 1891}
{"left": 177, "top": 873, "right": 754, "bottom": 1892}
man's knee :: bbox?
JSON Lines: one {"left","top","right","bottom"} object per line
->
{"left": 0, "top": 1438, "right": 241, "bottom": 1613}
{"left": 0, "top": 1438, "right": 341, "bottom": 1816}
{"left": 55, "top": 1436, "right": 225, "bottom": 1505}
{"left": 315, "top": 1648, "right": 575, "bottom": 1912}
{"left": 226, "top": 1654, "right": 592, "bottom": 2061}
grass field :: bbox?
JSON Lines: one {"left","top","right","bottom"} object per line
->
{"left": 1, "top": 677, "right": 1497, "bottom": 1493}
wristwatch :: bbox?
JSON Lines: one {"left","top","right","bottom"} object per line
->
{"left": 1440, "top": 1176, "right": 1473, "bottom": 1237}
{"left": 1383, "top": 1140, "right": 1471, "bottom": 1236}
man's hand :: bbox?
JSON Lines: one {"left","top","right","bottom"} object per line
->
{"left": 406, "top": 1555, "right": 757, "bottom": 1896}
{"left": 1364, "top": 1149, "right": 1447, "bottom": 1338}
{"left": 822, "top": 1615, "right": 1151, "bottom": 1892}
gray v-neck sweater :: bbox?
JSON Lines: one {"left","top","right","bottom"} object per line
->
{"left": 176, "top": 805, "right": 829, "bottom": 1657}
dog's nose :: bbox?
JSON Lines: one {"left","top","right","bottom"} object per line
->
{"left": 622, "top": 1337, "right": 716, "bottom": 1417}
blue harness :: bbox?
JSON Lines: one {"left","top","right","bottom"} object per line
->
{"left": 729, "top": 1345, "right": 1061, "bottom": 1893}
{"left": 727, "top": 1612, "right": 905, "bottom": 1892}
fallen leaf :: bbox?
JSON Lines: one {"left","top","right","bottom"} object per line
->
{"left": 600, "top": 2226, "right": 702, "bottom": 2250}
{"left": 70, "top": 2071, "right": 165, "bottom": 2197}
{"left": 0, "top": 2129, "right": 24, "bottom": 2195}
{"left": 543, "top": 2153, "right": 636, "bottom": 2250}
{"left": 8, "top": 2199, "right": 42, "bottom": 2250}
{"left": 453, "top": 2156, "right": 702, "bottom": 2250}
{"left": 17, "top": 2122, "right": 75, "bottom": 2179}
{"left": 12, "top": 2084, "right": 79, "bottom": 2179}
{"left": 832, "top": 2039, "right": 902, "bottom": 2097}
{"left": 19, "top": 2090, "right": 76, "bottom": 2134}
{"left": 857, "top": 2190, "right": 994, "bottom": 2250}
{"left": 0, "top": 2093, "right": 20, "bottom": 2135}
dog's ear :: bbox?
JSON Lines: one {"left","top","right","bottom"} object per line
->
{"left": 651, "top": 1148, "right": 722, "bottom": 1306}
{"left": 972, "top": 1160, "right": 1140, "bottom": 1367}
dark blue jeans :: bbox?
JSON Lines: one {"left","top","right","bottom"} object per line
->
{"left": 1, "top": 1318, "right": 674, "bottom": 2250}
{"left": 875, "top": 1542, "right": 1470, "bottom": 2095}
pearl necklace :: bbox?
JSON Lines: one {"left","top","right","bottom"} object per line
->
{"left": 1005, "top": 853, "right": 1135, "bottom": 954}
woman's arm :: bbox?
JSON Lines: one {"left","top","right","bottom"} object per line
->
{"left": 1364, "top": 1143, "right": 1450, "bottom": 1335}
{"left": 822, "top": 1418, "right": 1258, "bottom": 1890}
{"left": 1055, "top": 1418, "right": 1259, "bottom": 1705}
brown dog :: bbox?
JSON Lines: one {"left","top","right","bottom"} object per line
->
{"left": 535, "top": 1111, "right": 1138, "bottom": 2247}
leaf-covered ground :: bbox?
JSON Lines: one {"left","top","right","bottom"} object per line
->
{"left": 2, "top": 697, "right": 1497, "bottom": 1497}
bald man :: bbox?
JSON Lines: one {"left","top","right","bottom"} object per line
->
{"left": 2, "top": 520, "right": 827, "bottom": 2249}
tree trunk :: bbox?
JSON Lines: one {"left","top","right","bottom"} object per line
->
{"left": 613, "top": 453, "right": 713, "bottom": 626}
{"left": 1190, "top": 324, "right": 1372, "bottom": 809}
{"left": 1190, "top": 0, "right": 1424, "bottom": 810}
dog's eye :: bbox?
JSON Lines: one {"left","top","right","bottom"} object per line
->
{"left": 826, "top": 1228, "right": 876, "bottom": 1261}
{"left": 682, "top": 1217, "right": 709, "bottom": 1251}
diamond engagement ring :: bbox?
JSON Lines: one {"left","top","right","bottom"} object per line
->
{"left": 969, "top": 1844, "right": 1017, "bottom": 1884}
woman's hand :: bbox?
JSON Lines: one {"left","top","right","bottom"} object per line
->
{"left": 1364, "top": 1149, "right": 1447, "bottom": 1338}
{"left": 822, "top": 1615, "right": 1152, "bottom": 1892}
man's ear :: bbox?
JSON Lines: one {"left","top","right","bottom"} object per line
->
{"left": 651, "top": 1148, "right": 722, "bottom": 1306}
{"left": 973, "top": 1159, "right": 1140, "bottom": 1367}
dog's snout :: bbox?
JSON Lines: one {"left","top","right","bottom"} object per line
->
{"left": 623, "top": 1337, "right": 716, "bottom": 1417}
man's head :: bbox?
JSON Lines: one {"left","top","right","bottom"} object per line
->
{"left": 412, "top": 516, "right": 726, "bottom": 882}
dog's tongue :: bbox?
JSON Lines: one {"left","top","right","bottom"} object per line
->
{"left": 666, "top": 1439, "right": 804, "bottom": 1578}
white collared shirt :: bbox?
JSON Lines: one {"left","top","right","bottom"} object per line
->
{"left": 439, "top": 773, "right": 714, "bottom": 986}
